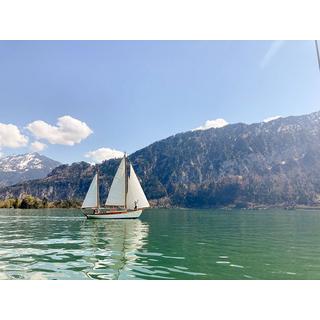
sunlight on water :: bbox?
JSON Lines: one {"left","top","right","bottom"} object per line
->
{"left": 1, "top": 208, "right": 320, "bottom": 279}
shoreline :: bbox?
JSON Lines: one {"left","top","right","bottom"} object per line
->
{"left": 2, "top": 204, "right": 320, "bottom": 211}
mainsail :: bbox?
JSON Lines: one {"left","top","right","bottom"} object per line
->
{"left": 82, "top": 173, "right": 99, "bottom": 208}
{"left": 105, "top": 158, "right": 126, "bottom": 207}
{"left": 126, "top": 164, "right": 150, "bottom": 210}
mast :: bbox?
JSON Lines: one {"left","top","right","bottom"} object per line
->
{"left": 124, "top": 153, "right": 128, "bottom": 209}
{"left": 96, "top": 167, "right": 100, "bottom": 208}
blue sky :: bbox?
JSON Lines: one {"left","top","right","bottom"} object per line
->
{"left": 0, "top": 40, "right": 319, "bottom": 164}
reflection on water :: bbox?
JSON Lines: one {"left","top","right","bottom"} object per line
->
{"left": 0, "top": 210, "right": 149, "bottom": 280}
{"left": 81, "top": 219, "right": 149, "bottom": 279}
{"left": 2, "top": 208, "right": 320, "bottom": 279}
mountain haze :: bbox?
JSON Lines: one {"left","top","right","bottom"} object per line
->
{"left": 2, "top": 111, "right": 320, "bottom": 208}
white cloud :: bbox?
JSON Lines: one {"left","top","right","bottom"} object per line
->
{"left": 85, "top": 147, "right": 124, "bottom": 163}
{"left": 27, "top": 115, "right": 93, "bottom": 146}
{"left": 0, "top": 123, "right": 28, "bottom": 148}
{"left": 260, "top": 40, "right": 285, "bottom": 69}
{"left": 30, "top": 141, "right": 47, "bottom": 152}
{"left": 263, "top": 115, "right": 282, "bottom": 123}
{"left": 192, "top": 118, "right": 228, "bottom": 131}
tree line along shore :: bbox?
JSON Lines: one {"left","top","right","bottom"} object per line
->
{"left": 0, "top": 195, "right": 81, "bottom": 209}
{"left": 1, "top": 195, "right": 320, "bottom": 210}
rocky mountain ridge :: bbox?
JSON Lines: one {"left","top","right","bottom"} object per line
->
{"left": 2, "top": 111, "right": 320, "bottom": 208}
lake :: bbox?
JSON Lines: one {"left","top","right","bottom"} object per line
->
{"left": 1, "top": 208, "right": 320, "bottom": 279}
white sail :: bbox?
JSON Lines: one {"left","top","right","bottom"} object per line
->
{"left": 82, "top": 173, "right": 99, "bottom": 208}
{"left": 105, "top": 158, "right": 126, "bottom": 206}
{"left": 126, "top": 164, "right": 150, "bottom": 210}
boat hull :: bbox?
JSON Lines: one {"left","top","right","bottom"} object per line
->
{"left": 85, "top": 209, "right": 143, "bottom": 219}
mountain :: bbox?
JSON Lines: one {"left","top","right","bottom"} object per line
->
{"left": 2, "top": 111, "right": 320, "bottom": 208}
{"left": 0, "top": 153, "right": 61, "bottom": 188}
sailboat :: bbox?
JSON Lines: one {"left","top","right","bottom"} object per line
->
{"left": 81, "top": 154, "right": 150, "bottom": 219}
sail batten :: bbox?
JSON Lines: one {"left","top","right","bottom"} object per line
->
{"left": 82, "top": 173, "right": 99, "bottom": 208}
{"left": 126, "top": 164, "right": 150, "bottom": 210}
{"left": 105, "top": 158, "right": 126, "bottom": 206}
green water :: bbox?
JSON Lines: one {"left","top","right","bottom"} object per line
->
{"left": 1, "top": 208, "right": 320, "bottom": 279}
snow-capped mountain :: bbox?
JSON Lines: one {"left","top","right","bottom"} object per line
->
{"left": 0, "top": 153, "right": 61, "bottom": 187}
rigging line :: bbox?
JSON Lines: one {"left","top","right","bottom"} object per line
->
{"left": 315, "top": 40, "right": 320, "bottom": 72}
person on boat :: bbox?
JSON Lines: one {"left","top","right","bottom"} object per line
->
{"left": 134, "top": 201, "right": 138, "bottom": 210}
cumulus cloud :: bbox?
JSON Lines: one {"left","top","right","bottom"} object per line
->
{"left": 260, "top": 40, "right": 285, "bottom": 69}
{"left": 192, "top": 118, "right": 228, "bottom": 131}
{"left": 85, "top": 147, "right": 124, "bottom": 163}
{"left": 0, "top": 123, "right": 28, "bottom": 148}
{"left": 30, "top": 141, "right": 47, "bottom": 152}
{"left": 27, "top": 115, "right": 93, "bottom": 146}
{"left": 263, "top": 115, "right": 282, "bottom": 123}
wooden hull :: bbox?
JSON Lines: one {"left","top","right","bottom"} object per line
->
{"left": 84, "top": 209, "right": 143, "bottom": 219}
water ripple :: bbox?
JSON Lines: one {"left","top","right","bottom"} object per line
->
{"left": 1, "top": 208, "right": 320, "bottom": 279}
